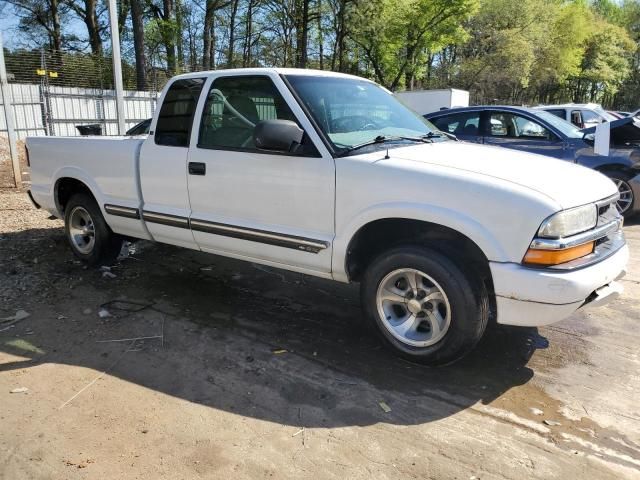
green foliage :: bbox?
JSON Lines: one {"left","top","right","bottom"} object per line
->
{"left": 348, "top": 0, "right": 477, "bottom": 89}
{"left": 4, "top": 0, "right": 640, "bottom": 107}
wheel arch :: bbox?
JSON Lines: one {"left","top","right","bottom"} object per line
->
{"left": 343, "top": 217, "right": 494, "bottom": 283}
{"left": 54, "top": 175, "right": 100, "bottom": 216}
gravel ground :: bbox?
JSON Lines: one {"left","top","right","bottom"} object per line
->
{"left": 1, "top": 189, "right": 639, "bottom": 479}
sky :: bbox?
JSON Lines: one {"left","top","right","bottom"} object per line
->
{"left": 0, "top": 4, "right": 89, "bottom": 51}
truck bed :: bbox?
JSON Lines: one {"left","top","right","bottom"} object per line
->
{"left": 28, "top": 135, "right": 149, "bottom": 240}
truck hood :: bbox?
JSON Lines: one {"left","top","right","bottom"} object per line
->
{"left": 378, "top": 142, "right": 617, "bottom": 209}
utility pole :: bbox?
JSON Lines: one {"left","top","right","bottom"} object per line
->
{"left": 107, "top": 0, "right": 126, "bottom": 135}
{"left": 0, "top": 33, "right": 21, "bottom": 187}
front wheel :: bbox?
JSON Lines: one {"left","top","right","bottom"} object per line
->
{"left": 360, "top": 246, "right": 489, "bottom": 365}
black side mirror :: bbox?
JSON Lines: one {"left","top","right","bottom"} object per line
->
{"left": 254, "top": 119, "right": 304, "bottom": 153}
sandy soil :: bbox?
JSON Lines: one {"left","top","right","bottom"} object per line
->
{"left": 0, "top": 190, "right": 639, "bottom": 479}
{"left": 0, "top": 136, "right": 28, "bottom": 187}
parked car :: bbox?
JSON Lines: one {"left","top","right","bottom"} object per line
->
{"left": 125, "top": 118, "right": 151, "bottom": 136}
{"left": 425, "top": 106, "right": 640, "bottom": 216}
{"left": 25, "top": 69, "right": 627, "bottom": 365}
{"left": 534, "top": 103, "right": 617, "bottom": 129}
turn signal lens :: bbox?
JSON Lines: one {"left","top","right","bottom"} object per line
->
{"left": 523, "top": 242, "right": 595, "bottom": 266}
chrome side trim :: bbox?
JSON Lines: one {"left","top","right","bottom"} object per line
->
{"left": 104, "top": 204, "right": 140, "bottom": 219}
{"left": 142, "top": 210, "right": 189, "bottom": 228}
{"left": 190, "top": 218, "right": 329, "bottom": 253}
{"left": 529, "top": 219, "right": 623, "bottom": 250}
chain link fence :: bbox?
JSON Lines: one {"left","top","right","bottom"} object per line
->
{"left": 0, "top": 49, "right": 171, "bottom": 139}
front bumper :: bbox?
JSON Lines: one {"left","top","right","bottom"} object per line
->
{"left": 490, "top": 244, "right": 628, "bottom": 327}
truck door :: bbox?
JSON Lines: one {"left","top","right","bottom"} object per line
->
{"left": 139, "top": 77, "right": 205, "bottom": 248}
{"left": 186, "top": 74, "right": 335, "bottom": 274}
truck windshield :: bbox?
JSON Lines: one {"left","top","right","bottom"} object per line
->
{"left": 284, "top": 74, "right": 446, "bottom": 155}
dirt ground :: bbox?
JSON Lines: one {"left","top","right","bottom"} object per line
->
{"left": 0, "top": 136, "right": 28, "bottom": 188}
{"left": 1, "top": 188, "right": 639, "bottom": 480}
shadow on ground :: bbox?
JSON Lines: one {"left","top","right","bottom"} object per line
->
{"left": 0, "top": 227, "right": 543, "bottom": 428}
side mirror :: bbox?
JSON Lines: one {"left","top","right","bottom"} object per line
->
{"left": 254, "top": 119, "right": 304, "bottom": 153}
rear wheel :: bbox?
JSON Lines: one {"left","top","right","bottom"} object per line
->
{"left": 361, "top": 246, "right": 489, "bottom": 365}
{"left": 64, "top": 193, "right": 122, "bottom": 266}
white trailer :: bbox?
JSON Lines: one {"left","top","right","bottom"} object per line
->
{"left": 395, "top": 88, "right": 469, "bottom": 115}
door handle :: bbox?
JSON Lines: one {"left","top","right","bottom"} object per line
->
{"left": 188, "top": 162, "right": 206, "bottom": 175}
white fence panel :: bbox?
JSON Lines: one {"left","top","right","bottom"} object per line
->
{"left": 0, "top": 83, "right": 159, "bottom": 139}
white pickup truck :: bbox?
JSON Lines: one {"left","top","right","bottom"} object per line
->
{"left": 26, "top": 68, "right": 628, "bottom": 365}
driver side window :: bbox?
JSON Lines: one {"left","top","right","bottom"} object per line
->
{"left": 198, "top": 76, "right": 297, "bottom": 150}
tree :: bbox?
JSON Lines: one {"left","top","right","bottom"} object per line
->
{"left": 64, "top": 0, "right": 106, "bottom": 54}
{"left": 348, "top": 0, "right": 476, "bottom": 90}
{"left": 6, "top": 0, "right": 66, "bottom": 50}
{"left": 130, "top": 0, "right": 147, "bottom": 89}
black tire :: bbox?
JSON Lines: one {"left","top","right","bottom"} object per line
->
{"left": 64, "top": 193, "right": 122, "bottom": 266}
{"left": 603, "top": 171, "right": 635, "bottom": 218}
{"left": 360, "top": 246, "right": 489, "bottom": 366}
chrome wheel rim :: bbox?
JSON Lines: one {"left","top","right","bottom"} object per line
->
{"left": 613, "top": 178, "right": 633, "bottom": 214}
{"left": 68, "top": 206, "right": 95, "bottom": 254}
{"left": 375, "top": 268, "right": 452, "bottom": 347}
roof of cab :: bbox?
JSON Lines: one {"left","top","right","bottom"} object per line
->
{"left": 169, "top": 67, "right": 373, "bottom": 82}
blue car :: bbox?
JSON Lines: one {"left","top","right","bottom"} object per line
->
{"left": 425, "top": 106, "right": 640, "bottom": 216}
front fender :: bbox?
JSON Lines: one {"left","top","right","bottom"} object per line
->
{"left": 331, "top": 202, "right": 509, "bottom": 283}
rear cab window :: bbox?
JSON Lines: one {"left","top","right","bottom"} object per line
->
{"left": 155, "top": 78, "right": 205, "bottom": 147}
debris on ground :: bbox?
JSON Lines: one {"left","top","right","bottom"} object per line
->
{"left": 98, "top": 308, "right": 112, "bottom": 319}
{"left": 544, "top": 420, "right": 562, "bottom": 426}
{"left": 0, "top": 310, "right": 30, "bottom": 331}
{"left": 530, "top": 407, "right": 544, "bottom": 416}
{"left": 272, "top": 349, "right": 287, "bottom": 354}
{"left": 102, "top": 271, "right": 117, "bottom": 279}
{"left": 379, "top": 401, "right": 392, "bottom": 413}
{"left": 10, "top": 387, "right": 29, "bottom": 394}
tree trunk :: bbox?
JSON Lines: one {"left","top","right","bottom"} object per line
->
{"left": 203, "top": 0, "right": 215, "bottom": 70}
{"left": 295, "top": 0, "right": 309, "bottom": 68}
{"left": 50, "top": 0, "right": 62, "bottom": 50}
{"left": 175, "top": 0, "right": 184, "bottom": 71}
{"left": 118, "top": 0, "right": 130, "bottom": 38}
{"left": 337, "top": 0, "right": 346, "bottom": 71}
{"left": 227, "top": 0, "right": 239, "bottom": 67}
{"left": 84, "top": 0, "right": 102, "bottom": 54}
{"left": 131, "top": 0, "right": 146, "bottom": 90}
{"left": 317, "top": 0, "right": 323, "bottom": 69}
{"left": 162, "top": 0, "right": 176, "bottom": 74}
{"left": 242, "top": 0, "right": 254, "bottom": 67}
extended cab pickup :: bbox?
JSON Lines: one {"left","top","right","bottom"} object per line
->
{"left": 27, "top": 68, "right": 628, "bottom": 364}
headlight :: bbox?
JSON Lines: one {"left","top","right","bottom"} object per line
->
{"left": 538, "top": 204, "right": 597, "bottom": 239}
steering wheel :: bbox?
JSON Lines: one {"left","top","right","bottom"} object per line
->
{"left": 332, "top": 115, "right": 381, "bottom": 133}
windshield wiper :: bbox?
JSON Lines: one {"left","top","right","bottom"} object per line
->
{"left": 422, "top": 130, "right": 457, "bottom": 141}
{"left": 337, "top": 135, "right": 430, "bottom": 157}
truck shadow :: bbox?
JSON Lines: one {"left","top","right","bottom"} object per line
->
{"left": 0, "top": 227, "right": 542, "bottom": 428}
